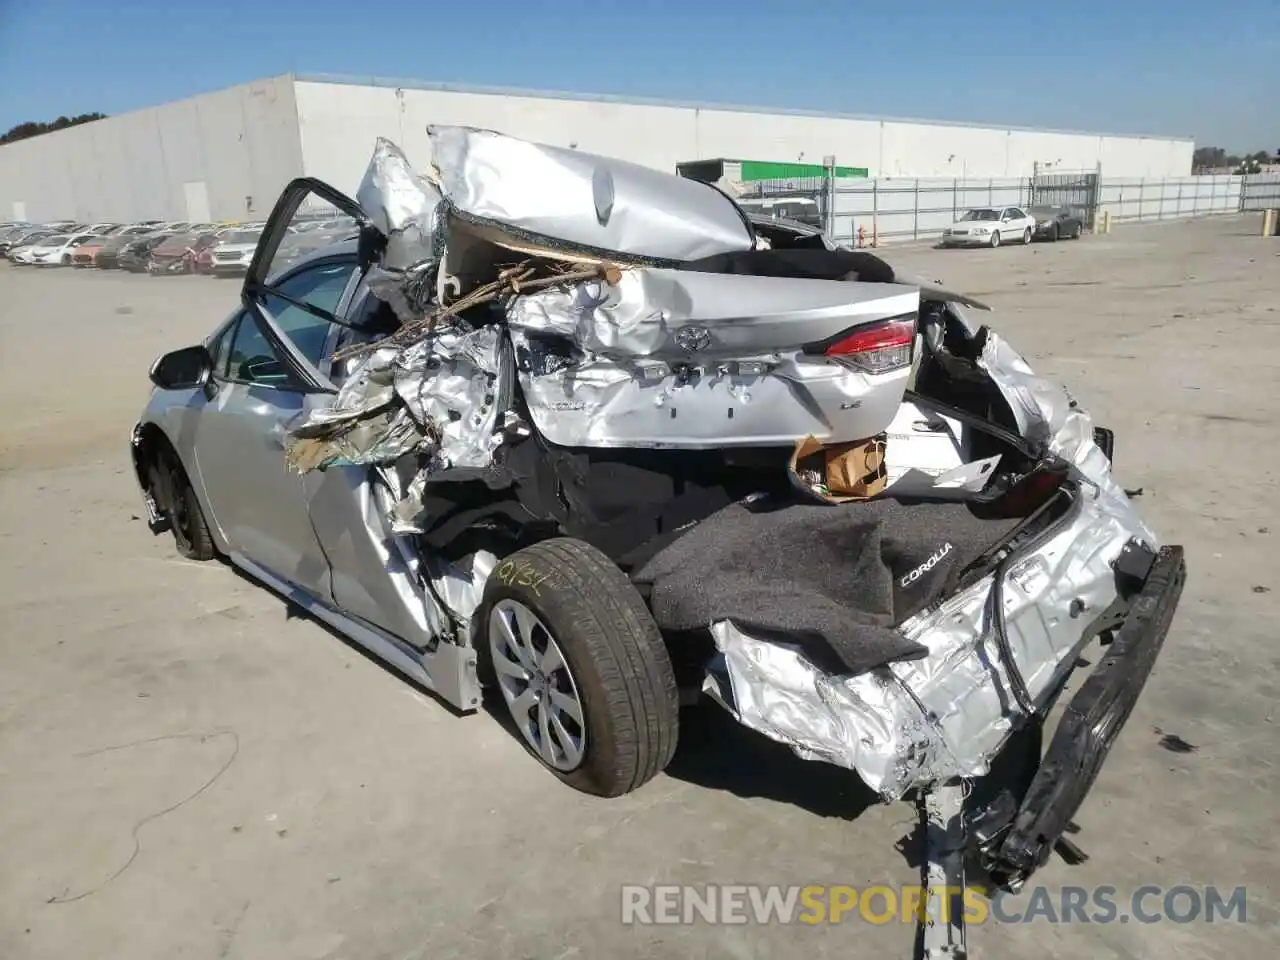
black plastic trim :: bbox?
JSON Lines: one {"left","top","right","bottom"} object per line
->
{"left": 986, "top": 543, "right": 1186, "bottom": 883}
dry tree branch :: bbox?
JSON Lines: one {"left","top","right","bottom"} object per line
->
{"left": 332, "top": 260, "right": 619, "bottom": 363}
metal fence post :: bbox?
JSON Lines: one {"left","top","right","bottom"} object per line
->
{"left": 913, "top": 178, "right": 920, "bottom": 240}
{"left": 823, "top": 154, "right": 837, "bottom": 239}
{"left": 872, "top": 178, "right": 879, "bottom": 246}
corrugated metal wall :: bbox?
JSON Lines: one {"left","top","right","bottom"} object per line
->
{"left": 292, "top": 77, "right": 1195, "bottom": 194}
{"left": 0, "top": 75, "right": 1201, "bottom": 223}
{"left": 0, "top": 77, "right": 304, "bottom": 222}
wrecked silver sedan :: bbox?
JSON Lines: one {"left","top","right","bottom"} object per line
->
{"left": 131, "top": 129, "right": 1184, "bottom": 942}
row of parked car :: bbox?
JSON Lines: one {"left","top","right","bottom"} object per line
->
{"left": 0, "top": 214, "right": 358, "bottom": 276}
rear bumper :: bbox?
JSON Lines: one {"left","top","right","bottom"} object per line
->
{"left": 979, "top": 542, "right": 1186, "bottom": 886}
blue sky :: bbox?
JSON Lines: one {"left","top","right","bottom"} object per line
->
{"left": 1, "top": 0, "right": 1276, "bottom": 150}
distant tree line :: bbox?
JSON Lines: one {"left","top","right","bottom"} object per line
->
{"left": 1192, "top": 146, "right": 1279, "bottom": 174}
{"left": 0, "top": 113, "right": 108, "bottom": 145}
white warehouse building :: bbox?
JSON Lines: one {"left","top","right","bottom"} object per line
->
{"left": 0, "top": 74, "right": 1195, "bottom": 223}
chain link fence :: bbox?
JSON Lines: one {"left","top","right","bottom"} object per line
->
{"left": 731, "top": 171, "right": 1280, "bottom": 247}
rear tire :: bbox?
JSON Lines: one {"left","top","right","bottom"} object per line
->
{"left": 478, "top": 538, "right": 679, "bottom": 797}
{"left": 989, "top": 231, "right": 1001, "bottom": 248}
{"left": 1072, "top": 223, "right": 1083, "bottom": 239}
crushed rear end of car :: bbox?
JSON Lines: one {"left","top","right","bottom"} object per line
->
{"left": 170, "top": 130, "right": 1186, "bottom": 957}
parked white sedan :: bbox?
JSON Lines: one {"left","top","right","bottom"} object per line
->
{"left": 14, "top": 232, "right": 96, "bottom": 266}
{"left": 941, "top": 207, "right": 1036, "bottom": 248}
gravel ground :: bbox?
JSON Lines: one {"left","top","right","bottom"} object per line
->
{"left": 0, "top": 216, "right": 1277, "bottom": 960}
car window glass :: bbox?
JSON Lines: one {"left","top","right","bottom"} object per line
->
{"left": 227, "top": 315, "right": 296, "bottom": 387}
{"left": 210, "top": 316, "right": 240, "bottom": 378}
{"left": 1009, "top": 208, "right": 1026, "bottom": 219}
{"left": 261, "top": 261, "right": 357, "bottom": 369}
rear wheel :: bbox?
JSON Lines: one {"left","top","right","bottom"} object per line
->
{"left": 1072, "top": 222, "right": 1083, "bottom": 239}
{"left": 479, "top": 538, "right": 679, "bottom": 797}
{"left": 989, "top": 230, "right": 1002, "bottom": 248}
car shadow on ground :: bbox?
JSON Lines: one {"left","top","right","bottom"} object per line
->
{"left": 226, "top": 563, "right": 477, "bottom": 716}
{"left": 663, "top": 701, "right": 882, "bottom": 821}
{"left": 236, "top": 565, "right": 877, "bottom": 820}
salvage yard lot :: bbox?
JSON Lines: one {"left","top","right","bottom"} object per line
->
{"left": 1, "top": 216, "right": 1276, "bottom": 960}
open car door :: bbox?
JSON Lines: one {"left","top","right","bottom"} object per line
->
{"left": 189, "top": 180, "right": 369, "bottom": 592}
{"left": 242, "top": 180, "right": 470, "bottom": 689}
{"left": 242, "top": 178, "right": 370, "bottom": 391}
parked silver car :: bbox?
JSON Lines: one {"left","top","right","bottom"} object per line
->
{"left": 132, "top": 133, "right": 1184, "bottom": 948}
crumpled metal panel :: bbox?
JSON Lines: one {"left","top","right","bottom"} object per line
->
{"left": 976, "top": 329, "right": 1158, "bottom": 547}
{"left": 395, "top": 325, "right": 506, "bottom": 471}
{"left": 426, "top": 549, "right": 498, "bottom": 632}
{"left": 356, "top": 137, "right": 443, "bottom": 271}
{"left": 507, "top": 269, "right": 919, "bottom": 448}
{"left": 705, "top": 328, "right": 1159, "bottom": 798}
{"left": 428, "top": 125, "right": 754, "bottom": 262}
{"left": 364, "top": 471, "right": 451, "bottom": 641}
{"left": 286, "top": 326, "right": 506, "bottom": 474}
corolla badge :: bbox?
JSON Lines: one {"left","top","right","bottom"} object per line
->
{"left": 674, "top": 325, "right": 712, "bottom": 352}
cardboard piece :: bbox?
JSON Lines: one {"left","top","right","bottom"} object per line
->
{"left": 790, "top": 435, "right": 887, "bottom": 502}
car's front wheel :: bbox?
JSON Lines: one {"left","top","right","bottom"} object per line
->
{"left": 1022, "top": 227, "right": 1033, "bottom": 244}
{"left": 989, "top": 230, "right": 1001, "bottom": 248}
{"left": 1072, "top": 222, "right": 1083, "bottom": 239}
{"left": 61, "top": 254, "right": 71, "bottom": 265}
{"left": 150, "top": 446, "right": 216, "bottom": 561}
{"left": 479, "top": 538, "right": 679, "bottom": 797}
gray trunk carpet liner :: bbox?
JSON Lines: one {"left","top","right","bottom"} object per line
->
{"left": 633, "top": 497, "right": 1022, "bottom": 676}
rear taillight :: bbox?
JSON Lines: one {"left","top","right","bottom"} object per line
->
{"left": 815, "top": 315, "right": 917, "bottom": 374}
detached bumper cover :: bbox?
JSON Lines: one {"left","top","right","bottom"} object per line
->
{"left": 986, "top": 543, "right": 1186, "bottom": 883}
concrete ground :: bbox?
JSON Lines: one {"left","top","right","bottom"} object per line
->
{"left": 0, "top": 216, "right": 1276, "bottom": 960}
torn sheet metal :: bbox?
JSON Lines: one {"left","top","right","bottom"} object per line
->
{"left": 707, "top": 477, "right": 1148, "bottom": 799}
{"left": 426, "top": 549, "right": 498, "bottom": 631}
{"left": 286, "top": 325, "right": 508, "bottom": 475}
{"left": 394, "top": 325, "right": 506, "bottom": 471}
{"left": 428, "top": 125, "right": 755, "bottom": 263}
{"left": 975, "top": 327, "right": 1157, "bottom": 546}
{"left": 507, "top": 268, "right": 919, "bottom": 448}
{"left": 356, "top": 137, "right": 443, "bottom": 271}
{"left": 705, "top": 331, "right": 1157, "bottom": 799}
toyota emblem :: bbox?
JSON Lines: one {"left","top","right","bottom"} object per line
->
{"left": 674, "top": 325, "right": 712, "bottom": 352}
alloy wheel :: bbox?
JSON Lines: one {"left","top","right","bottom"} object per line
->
{"left": 990, "top": 231, "right": 1001, "bottom": 248}
{"left": 489, "top": 598, "right": 587, "bottom": 771}
{"left": 1022, "top": 227, "right": 1033, "bottom": 244}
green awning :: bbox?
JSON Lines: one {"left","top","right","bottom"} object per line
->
{"left": 739, "top": 160, "right": 868, "bottom": 181}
